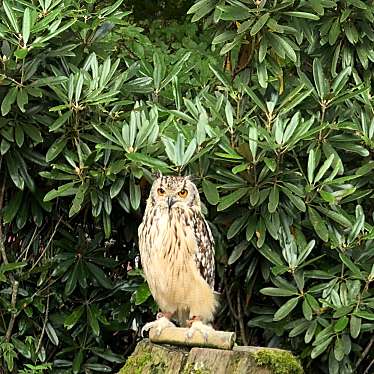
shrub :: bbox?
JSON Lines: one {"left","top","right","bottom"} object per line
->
{"left": 0, "top": 0, "right": 373, "bottom": 373}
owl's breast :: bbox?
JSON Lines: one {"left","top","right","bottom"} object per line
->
{"left": 139, "top": 208, "right": 200, "bottom": 304}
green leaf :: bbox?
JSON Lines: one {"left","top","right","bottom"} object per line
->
{"left": 225, "top": 99, "right": 234, "bottom": 130}
{"left": 353, "top": 311, "right": 374, "bottom": 321}
{"left": 12, "top": 338, "right": 31, "bottom": 359}
{"left": 126, "top": 153, "right": 169, "bottom": 169}
{"left": 65, "top": 262, "right": 78, "bottom": 296}
{"left": 23, "top": 124, "right": 43, "bottom": 143}
{"left": 2, "top": 191, "right": 23, "bottom": 223}
{"left": 257, "top": 244, "right": 284, "bottom": 266}
{"left": 347, "top": 205, "right": 364, "bottom": 243}
{"left": 334, "top": 337, "right": 345, "bottom": 361}
{"left": 311, "top": 337, "right": 333, "bottom": 359}
{"left": 316, "top": 206, "right": 352, "bottom": 228}
{"left": 134, "top": 282, "right": 151, "bottom": 305}
{"left": 3, "top": 0, "right": 19, "bottom": 32}
{"left": 248, "top": 127, "right": 258, "bottom": 160}
{"left": 87, "top": 306, "right": 100, "bottom": 336}
{"left": 307, "top": 149, "right": 315, "bottom": 184}
{"left": 0, "top": 261, "right": 27, "bottom": 272}
{"left": 334, "top": 316, "right": 349, "bottom": 332}
{"left": 129, "top": 179, "right": 141, "bottom": 210}
{"left": 1, "top": 87, "right": 18, "bottom": 116}
{"left": 339, "top": 253, "right": 361, "bottom": 277}
{"left": 282, "top": 11, "right": 319, "bottom": 20}
{"left": 217, "top": 188, "right": 248, "bottom": 211}
{"left": 86, "top": 262, "right": 112, "bottom": 289}
{"left": 110, "top": 179, "right": 124, "bottom": 199}
{"left": 281, "top": 188, "right": 306, "bottom": 212}
{"left": 46, "top": 137, "right": 67, "bottom": 162}
{"left": 161, "top": 52, "right": 191, "bottom": 89}
{"left": 153, "top": 52, "right": 163, "bottom": 90}
{"left": 329, "top": 350, "right": 339, "bottom": 374}
{"left": 43, "top": 181, "right": 77, "bottom": 202}
{"left": 49, "top": 111, "right": 72, "bottom": 132}
{"left": 302, "top": 298, "right": 313, "bottom": 321}
{"left": 314, "top": 154, "right": 334, "bottom": 183}
{"left": 305, "top": 320, "right": 317, "bottom": 343}
{"left": 16, "top": 88, "right": 28, "bottom": 112}
{"left": 246, "top": 215, "right": 256, "bottom": 241}
{"left": 45, "top": 323, "right": 59, "bottom": 346}
{"left": 313, "top": 59, "right": 328, "bottom": 99}
{"left": 202, "top": 180, "right": 219, "bottom": 205}
{"left": 350, "top": 315, "right": 361, "bottom": 338}
{"left": 268, "top": 185, "right": 279, "bottom": 213}
{"left": 273, "top": 297, "right": 299, "bottom": 321}
{"left": 64, "top": 307, "right": 84, "bottom": 330}
{"left": 250, "top": 13, "right": 270, "bottom": 36}
{"left": 69, "top": 183, "right": 88, "bottom": 217}
{"left": 72, "top": 350, "right": 83, "bottom": 374}
{"left": 22, "top": 8, "right": 31, "bottom": 45}
{"left": 260, "top": 287, "right": 298, "bottom": 297}
{"left": 228, "top": 242, "right": 246, "bottom": 264}
{"left": 289, "top": 320, "right": 310, "bottom": 337}
{"left": 308, "top": 206, "right": 329, "bottom": 242}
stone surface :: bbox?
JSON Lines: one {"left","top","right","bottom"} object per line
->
{"left": 118, "top": 339, "right": 304, "bottom": 374}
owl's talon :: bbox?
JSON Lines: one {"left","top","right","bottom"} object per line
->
{"left": 185, "top": 320, "right": 213, "bottom": 342}
{"left": 141, "top": 316, "right": 175, "bottom": 338}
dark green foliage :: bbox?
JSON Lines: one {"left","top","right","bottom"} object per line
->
{"left": 0, "top": 0, "right": 373, "bottom": 373}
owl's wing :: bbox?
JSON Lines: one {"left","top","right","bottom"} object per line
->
{"left": 191, "top": 210, "right": 215, "bottom": 289}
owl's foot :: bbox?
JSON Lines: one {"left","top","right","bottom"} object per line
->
{"left": 141, "top": 316, "right": 175, "bottom": 337}
{"left": 186, "top": 318, "right": 213, "bottom": 342}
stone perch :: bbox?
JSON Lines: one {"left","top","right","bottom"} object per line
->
{"left": 119, "top": 338, "right": 304, "bottom": 374}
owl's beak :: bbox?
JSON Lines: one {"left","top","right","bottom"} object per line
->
{"left": 167, "top": 196, "right": 176, "bottom": 209}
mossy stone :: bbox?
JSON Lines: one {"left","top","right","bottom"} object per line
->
{"left": 252, "top": 348, "right": 303, "bottom": 374}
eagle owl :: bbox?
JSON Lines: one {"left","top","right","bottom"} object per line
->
{"left": 138, "top": 175, "right": 217, "bottom": 339}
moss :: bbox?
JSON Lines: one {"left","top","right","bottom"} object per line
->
{"left": 118, "top": 351, "right": 167, "bottom": 374}
{"left": 182, "top": 362, "right": 210, "bottom": 374}
{"left": 252, "top": 349, "right": 303, "bottom": 374}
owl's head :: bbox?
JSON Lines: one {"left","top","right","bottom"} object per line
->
{"left": 149, "top": 175, "right": 200, "bottom": 210}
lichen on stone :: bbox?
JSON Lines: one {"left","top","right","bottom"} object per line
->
{"left": 252, "top": 349, "right": 303, "bottom": 374}
{"left": 182, "top": 362, "right": 210, "bottom": 374}
{"left": 118, "top": 351, "right": 167, "bottom": 374}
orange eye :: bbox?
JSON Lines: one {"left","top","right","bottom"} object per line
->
{"left": 157, "top": 188, "right": 165, "bottom": 196}
{"left": 178, "top": 189, "right": 188, "bottom": 198}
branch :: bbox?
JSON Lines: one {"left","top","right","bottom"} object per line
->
{"left": 30, "top": 217, "right": 62, "bottom": 271}
{"left": 237, "top": 289, "right": 248, "bottom": 346}
{"left": 36, "top": 295, "right": 50, "bottom": 353}
{"left": 356, "top": 335, "right": 374, "bottom": 370}
{"left": 0, "top": 161, "right": 19, "bottom": 342}
{"left": 5, "top": 280, "right": 19, "bottom": 342}
{"left": 149, "top": 327, "right": 236, "bottom": 350}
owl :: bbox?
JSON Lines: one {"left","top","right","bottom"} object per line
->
{"left": 138, "top": 174, "right": 217, "bottom": 339}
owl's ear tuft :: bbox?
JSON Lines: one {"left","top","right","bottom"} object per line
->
{"left": 152, "top": 170, "right": 162, "bottom": 179}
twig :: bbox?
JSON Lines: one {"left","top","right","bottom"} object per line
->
{"left": 237, "top": 289, "right": 248, "bottom": 345}
{"left": 16, "top": 225, "right": 39, "bottom": 262}
{"left": 356, "top": 335, "right": 374, "bottom": 370}
{"left": 224, "top": 277, "right": 239, "bottom": 320}
{"left": 5, "top": 280, "right": 19, "bottom": 342}
{"left": 30, "top": 217, "right": 62, "bottom": 271}
{"left": 0, "top": 165, "right": 19, "bottom": 342}
{"left": 0, "top": 175, "right": 9, "bottom": 267}
{"left": 364, "top": 359, "right": 374, "bottom": 374}
{"left": 36, "top": 294, "right": 50, "bottom": 353}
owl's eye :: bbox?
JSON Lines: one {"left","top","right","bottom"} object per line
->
{"left": 157, "top": 188, "right": 166, "bottom": 196}
{"left": 178, "top": 189, "right": 188, "bottom": 198}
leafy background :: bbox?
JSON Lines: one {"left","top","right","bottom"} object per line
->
{"left": 0, "top": 0, "right": 373, "bottom": 373}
